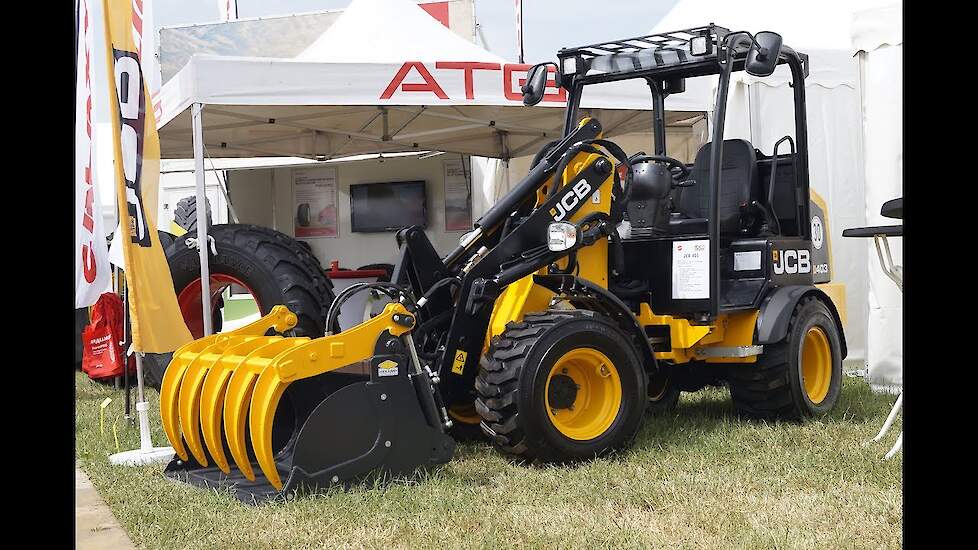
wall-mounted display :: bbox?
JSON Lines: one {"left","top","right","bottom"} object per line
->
{"left": 350, "top": 180, "right": 427, "bottom": 233}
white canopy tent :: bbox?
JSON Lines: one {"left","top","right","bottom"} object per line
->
{"left": 157, "top": 0, "right": 708, "bottom": 162}
{"left": 651, "top": 0, "right": 903, "bottom": 375}
{"left": 852, "top": 3, "right": 902, "bottom": 392}
{"left": 157, "top": 0, "right": 711, "bottom": 336}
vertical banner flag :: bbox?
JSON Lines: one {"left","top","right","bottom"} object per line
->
{"left": 76, "top": 0, "right": 111, "bottom": 308}
{"left": 218, "top": 0, "right": 238, "bottom": 22}
{"left": 101, "top": 0, "right": 193, "bottom": 352}
{"left": 130, "top": 0, "right": 163, "bottom": 122}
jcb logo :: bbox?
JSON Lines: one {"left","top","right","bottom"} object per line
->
{"left": 549, "top": 179, "right": 592, "bottom": 221}
{"left": 772, "top": 249, "right": 811, "bottom": 275}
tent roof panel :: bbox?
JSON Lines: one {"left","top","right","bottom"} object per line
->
{"left": 159, "top": 103, "right": 699, "bottom": 160}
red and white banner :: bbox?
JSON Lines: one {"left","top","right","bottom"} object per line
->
{"left": 130, "top": 0, "right": 162, "bottom": 122}
{"left": 75, "top": 0, "right": 110, "bottom": 308}
{"left": 217, "top": 0, "right": 238, "bottom": 22}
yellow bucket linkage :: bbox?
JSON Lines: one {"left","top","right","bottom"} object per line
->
{"left": 160, "top": 303, "right": 455, "bottom": 503}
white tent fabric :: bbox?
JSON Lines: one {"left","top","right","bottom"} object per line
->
{"left": 157, "top": 0, "right": 708, "bottom": 163}
{"left": 156, "top": 0, "right": 711, "bottom": 249}
{"left": 298, "top": 0, "right": 501, "bottom": 63}
{"left": 650, "top": 0, "right": 903, "bottom": 369}
{"left": 853, "top": 3, "right": 902, "bottom": 392}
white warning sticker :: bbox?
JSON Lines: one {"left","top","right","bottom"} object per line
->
{"left": 734, "top": 250, "right": 762, "bottom": 271}
{"left": 672, "top": 240, "right": 710, "bottom": 300}
{"left": 377, "top": 360, "right": 399, "bottom": 377}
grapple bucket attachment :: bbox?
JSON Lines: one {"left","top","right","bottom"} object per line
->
{"left": 160, "top": 304, "right": 455, "bottom": 503}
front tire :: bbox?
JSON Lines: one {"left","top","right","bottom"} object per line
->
{"left": 475, "top": 311, "right": 647, "bottom": 462}
{"left": 728, "top": 296, "right": 842, "bottom": 419}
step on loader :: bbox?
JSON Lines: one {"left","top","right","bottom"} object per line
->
{"left": 160, "top": 24, "right": 847, "bottom": 503}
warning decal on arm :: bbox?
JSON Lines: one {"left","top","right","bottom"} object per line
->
{"left": 451, "top": 350, "right": 468, "bottom": 375}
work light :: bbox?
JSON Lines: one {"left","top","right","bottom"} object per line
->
{"left": 561, "top": 56, "right": 578, "bottom": 77}
{"left": 547, "top": 222, "right": 579, "bottom": 251}
{"left": 690, "top": 35, "right": 711, "bottom": 56}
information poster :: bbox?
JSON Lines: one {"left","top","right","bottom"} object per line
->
{"left": 672, "top": 240, "right": 710, "bottom": 299}
{"left": 443, "top": 159, "right": 473, "bottom": 231}
{"left": 293, "top": 167, "right": 338, "bottom": 238}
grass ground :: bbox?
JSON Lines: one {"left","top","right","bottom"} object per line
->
{"left": 222, "top": 295, "right": 259, "bottom": 321}
{"left": 76, "top": 372, "right": 901, "bottom": 549}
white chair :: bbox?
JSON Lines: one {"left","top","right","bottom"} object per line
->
{"left": 843, "top": 197, "right": 902, "bottom": 460}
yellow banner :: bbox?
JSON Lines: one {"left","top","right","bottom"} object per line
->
{"left": 101, "top": 0, "right": 192, "bottom": 352}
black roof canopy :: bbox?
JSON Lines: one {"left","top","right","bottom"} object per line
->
{"left": 557, "top": 24, "right": 805, "bottom": 85}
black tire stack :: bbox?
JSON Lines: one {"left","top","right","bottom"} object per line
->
{"left": 141, "top": 224, "right": 335, "bottom": 390}
{"left": 173, "top": 195, "right": 213, "bottom": 233}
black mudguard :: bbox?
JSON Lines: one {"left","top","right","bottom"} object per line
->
{"left": 756, "top": 284, "right": 847, "bottom": 358}
{"left": 533, "top": 274, "right": 658, "bottom": 375}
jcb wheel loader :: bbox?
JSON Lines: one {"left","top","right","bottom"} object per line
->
{"left": 160, "top": 24, "right": 847, "bottom": 502}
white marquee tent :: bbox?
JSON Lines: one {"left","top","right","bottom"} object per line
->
{"left": 156, "top": 0, "right": 711, "bottom": 333}
{"left": 651, "top": 0, "right": 903, "bottom": 383}
{"left": 852, "top": 3, "right": 903, "bottom": 392}
{"left": 157, "top": 0, "right": 708, "bottom": 162}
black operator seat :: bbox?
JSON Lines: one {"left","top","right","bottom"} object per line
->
{"left": 670, "top": 139, "right": 759, "bottom": 235}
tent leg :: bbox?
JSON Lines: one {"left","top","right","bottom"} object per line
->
{"left": 192, "top": 102, "right": 213, "bottom": 336}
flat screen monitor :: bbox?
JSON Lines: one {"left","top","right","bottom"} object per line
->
{"left": 350, "top": 180, "right": 427, "bottom": 233}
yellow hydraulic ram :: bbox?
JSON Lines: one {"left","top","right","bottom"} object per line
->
{"left": 160, "top": 303, "right": 455, "bottom": 503}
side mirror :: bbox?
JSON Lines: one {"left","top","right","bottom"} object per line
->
{"left": 522, "top": 63, "right": 556, "bottom": 106}
{"left": 745, "top": 31, "right": 783, "bottom": 77}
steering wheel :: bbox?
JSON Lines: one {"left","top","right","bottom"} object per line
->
{"left": 629, "top": 154, "right": 690, "bottom": 181}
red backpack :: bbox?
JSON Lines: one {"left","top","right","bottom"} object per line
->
{"left": 81, "top": 292, "right": 129, "bottom": 380}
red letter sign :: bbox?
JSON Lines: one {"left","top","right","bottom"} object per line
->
{"left": 381, "top": 62, "right": 449, "bottom": 100}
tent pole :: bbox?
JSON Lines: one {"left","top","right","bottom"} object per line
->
{"left": 192, "top": 102, "right": 213, "bottom": 336}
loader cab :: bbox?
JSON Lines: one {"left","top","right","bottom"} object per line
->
{"left": 533, "top": 24, "right": 819, "bottom": 321}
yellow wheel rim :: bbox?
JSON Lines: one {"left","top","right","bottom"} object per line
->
{"left": 448, "top": 402, "right": 481, "bottom": 425}
{"left": 801, "top": 326, "right": 832, "bottom": 404}
{"left": 544, "top": 348, "right": 622, "bottom": 441}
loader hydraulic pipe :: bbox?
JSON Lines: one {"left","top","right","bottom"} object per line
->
{"left": 474, "top": 157, "right": 553, "bottom": 231}
{"left": 444, "top": 118, "right": 604, "bottom": 268}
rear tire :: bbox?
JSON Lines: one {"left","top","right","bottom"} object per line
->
{"left": 727, "top": 296, "right": 842, "bottom": 420}
{"left": 475, "top": 310, "right": 647, "bottom": 462}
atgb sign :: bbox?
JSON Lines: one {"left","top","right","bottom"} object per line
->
{"left": 380, "top": 61, "right": 566, "bottom": 103}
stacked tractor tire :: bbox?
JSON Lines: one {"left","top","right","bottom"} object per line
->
{"left": 141, "top": 223, "right": 336, "bottom": 390}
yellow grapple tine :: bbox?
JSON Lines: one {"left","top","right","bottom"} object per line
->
{"left": 161, "top": 304, "right": 298, "bottom": 464}
{"left": 200, "top": 337, "right": 281, "bottom": 474}
{"left": 247, "top": 303, "right": 416, "bottom": 490}
{"left": 160, "top": 336, "right": 221, "bottom": 461}
{"left": 178, "top": 336, "right": 254, "bottom": 467}
{"left": 224, "top": 338, "right": 310, "bottom": 481}
{"left": 250, "top": 368, "right": 289, "bottom": 490}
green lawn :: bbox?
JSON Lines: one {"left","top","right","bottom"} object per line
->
{"left": 76, "top": 372, "right": 901, "bottom": 549}
{"left": 221, "top": 296, "right": 259, "bottom": 322}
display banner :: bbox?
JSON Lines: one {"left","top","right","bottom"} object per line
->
{"left": 75, "top": 0, "right": 111, "bottom": 308}
{"left": 293, "top": 167, "right": 339, "bottom": 238}
{"left": 443, "top": 158, "right": 472, "bottom": 231}
{"left": 217, "top": 0, "right": 238, "bottom": 22}
{"left": 133, "top": 0, "right": 163, "bottom": 122}
{"left": 101, "top": 0, "right": 192, "bottom": 352}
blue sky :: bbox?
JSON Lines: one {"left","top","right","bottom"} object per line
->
{"left": 155, "top": 0, "right": 680, "bottom": 62}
